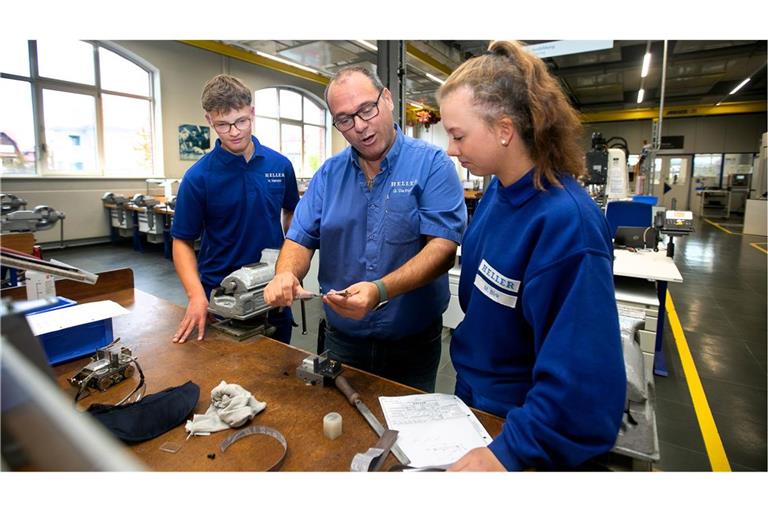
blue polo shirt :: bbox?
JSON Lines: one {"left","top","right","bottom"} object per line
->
{"left": 452, "top": 171, "right": 626, "bottom": 470}
{"left": 172, "top": 136, "right": 299, "bottom": 290}
{"left": 287, "top": 125, "right": 466, "bottom": 339}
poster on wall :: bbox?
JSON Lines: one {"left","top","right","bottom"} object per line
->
{"left": 179, "top": 124, "right": 210, "bottom": 160}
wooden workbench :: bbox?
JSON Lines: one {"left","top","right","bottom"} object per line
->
{"left": 2, "top": 269, "right": 504, "bottom": 471}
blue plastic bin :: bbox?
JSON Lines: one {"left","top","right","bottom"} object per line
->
{"left": 23, "top": 296, "right": 77, "bottom": 315}
{"left": 26, "top": 298, "right": 113, "bottom": 365}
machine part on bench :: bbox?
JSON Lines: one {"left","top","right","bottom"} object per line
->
{"left": 323, "top": 411, "right": 342, "bottom": 440}
{"left": 296, "top": 350, "right": 343, "bottom": 387}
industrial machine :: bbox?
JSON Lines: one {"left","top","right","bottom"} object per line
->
{"left": 0, "top": 194, "right": 65, "bottom": 233}
{"left": 726, "top": 173, "right": 753, "bottom": 215}
{"left": 585, "top": 132, "right": 631, "bottom": 207}
{"left": 207, "top": 249, "right": 281, "bottom": 339}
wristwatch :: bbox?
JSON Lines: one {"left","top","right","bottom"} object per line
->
{"left": 372, "top": 279, "right": 389, "bottom": 310}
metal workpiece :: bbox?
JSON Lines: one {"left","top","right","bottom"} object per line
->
{"left": 296, "top": 350, "right": 342, "bottom": 386}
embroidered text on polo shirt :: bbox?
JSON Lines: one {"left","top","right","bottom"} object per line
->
{"left": 265, "top": 171, "right": 285, "bottom": 184}
{"left": 390, "top": 179, "right": 417, "bottom": 194}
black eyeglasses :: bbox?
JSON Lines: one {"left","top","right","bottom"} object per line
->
{"left": 212, "top": 116, "right": 252, "bottom": 135}
{"left": 332, "top": 89, "right": 384, "bottom": 132}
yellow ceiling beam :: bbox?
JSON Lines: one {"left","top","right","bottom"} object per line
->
{"left": 581, "top": 101, "right": 766, "bottom": 123}
{"left": 405, "top": 43, "right": 454, "bottom": 77}
{"left": 179, "top": 40, "right": 330, "bottom": 86}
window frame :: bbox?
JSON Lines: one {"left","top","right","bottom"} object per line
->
{"left": 1, "top": 40, "right": 162, "bottom": 178}
{"left": 254, "top": 86, "right": 329, "bottom": 180}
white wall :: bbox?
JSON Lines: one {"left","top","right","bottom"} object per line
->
{"left": 583, "top": 113, "right": 766, "bottom": 154}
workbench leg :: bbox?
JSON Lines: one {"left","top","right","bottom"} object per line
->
{"left": 653, "top": 280, "right": 669, "bottom": 377}
{"left": 132, "top": 212, "right": 144, "bottom": 253}
{"left": 164, "top": 231, "right": 173, "bottom": 260}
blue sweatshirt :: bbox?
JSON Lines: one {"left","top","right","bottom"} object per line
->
{"left": 451, "top": 171, "right": 626, "bottom": 470}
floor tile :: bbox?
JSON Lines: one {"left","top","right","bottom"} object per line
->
{"left": 655, "top": 441, "right": 711, "bottom": 471}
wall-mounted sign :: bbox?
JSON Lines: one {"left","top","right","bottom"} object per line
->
{"left": 524, "top": 40, "right": 614, "bottom": 59}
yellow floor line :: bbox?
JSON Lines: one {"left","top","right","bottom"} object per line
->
{"left": 665, "top": 291, "right": 731, "bottom": 471}
{"left": 749, "top": 242, "right": 768, "bottom": 255}
{"left": 703, "top": 218, "right": 737, "bottom": 235}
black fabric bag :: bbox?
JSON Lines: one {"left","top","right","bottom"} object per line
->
{"left": 87, "top": 381, "right": 199, "bottom": 443}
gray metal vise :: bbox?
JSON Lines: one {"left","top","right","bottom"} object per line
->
{"left": 207, "top": 249, "right": 280, "bottom": 321}
{"left": 1, "top": 196, "right": 65, "bottom": 233}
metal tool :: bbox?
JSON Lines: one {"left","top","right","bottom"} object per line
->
{"left": 350, "top": 429, "right": 399, "bottom": 472}
{"left": 219, "top": 425, "right": 288, "bottom": 471}
{"left": 334, "top": 374, "right": 410, "bottom": 465}
{"left": 0, "top": 247, "right": 98, "bottom": 284}
{"left": 326, "top": 289, "right": 356, "bottom": 298}
{"left": 1, "top": 204, "right": 65, "bottom": 233}
{"left": 296, "top": 350, "right": 342, "bottom": 386}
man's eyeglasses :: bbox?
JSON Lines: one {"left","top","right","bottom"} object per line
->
{"left": 212, "top": 117, "right": 251, "bottom": 135}
{"left": 332, "top": 89, "right": 384, "bottom": 132}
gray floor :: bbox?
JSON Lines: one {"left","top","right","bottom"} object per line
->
{"left": 42, "top": 214, "right": 766, "bottom": 471}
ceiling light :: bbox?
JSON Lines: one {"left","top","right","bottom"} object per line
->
{"left": 425, "top": 73, "right": 445, "bottom": 85}
{"left": 641, "top": 52, "right": 652, "bottom": 78}
{"left": 637, "top": 88, "right": 644, "bottom": 104}
{"left": 408, "top": 101, "right": 425, "bottom": 109}
{"left": 356, "top": 40, "right": 378, "bottom": 52}
{"left": 255, "top": 51, "right": 319, "bottom": 74}
{"left": 729, "top": 78, "right": 750, "bottom": 95}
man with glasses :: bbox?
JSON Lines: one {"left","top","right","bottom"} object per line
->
{"left": 171, "top": 74, "right": 299, "bottom": 344}
{"left": 264, "top": 66, "right": 466, "bottom": 392}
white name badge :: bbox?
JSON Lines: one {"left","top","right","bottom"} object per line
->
{"left": 474, "top": 274, "right": 517, "bottom": 309}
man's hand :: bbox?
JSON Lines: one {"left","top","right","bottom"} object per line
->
{"left": 264, "top": 271, "right": 305, "bottom": 307}
{"left": 322, "top": 281, "right": 379, "bottom": 320}
{"left": 172, "top": 296, "right": 209, "bottom": 343}
{"left": 447, "top": 447, "right": 506, "bottom": 472}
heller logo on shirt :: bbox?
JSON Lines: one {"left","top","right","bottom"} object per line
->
{"left": 475, "top": 259, "right": 520, "bottom": 308}
{"left": 265, "top": 171, "right": 285, "bottom": 184}
{"left": 390, "top": 179, "right": 417, "bottom": 194}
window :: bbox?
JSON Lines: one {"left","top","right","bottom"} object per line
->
{"left": 666, "top": 157, "right": 688, "bottom": 186}
{"left": 254, "top": 87, "right": 327, "bottom": 179}
{"left": 1, "top": 41, "right": 158, "bottom": 177}
{"left": 692, "top": 154, "right": 723, "bottom": 189}
{"left": 723, "top": 153, "right": 755, "bottom": 177}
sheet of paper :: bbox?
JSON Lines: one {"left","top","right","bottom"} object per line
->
{"left": 26, "top": 300, "right": 129, "bottom": 336}
{"left": 379, "top": 393, "right": 493, "bottom": 467}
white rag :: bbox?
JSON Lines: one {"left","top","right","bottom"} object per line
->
{"left": 185, "top": 381, "right": 266, "bottom": 436}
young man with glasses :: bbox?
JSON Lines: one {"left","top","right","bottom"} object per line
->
{"left": 171, "top": 74, "right": 299, "bottom": 344}
{"left": 264, "top": 66, "right": 466, "bottom": 392}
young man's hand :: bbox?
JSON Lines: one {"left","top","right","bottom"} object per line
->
{"left": 172, "top": 296, "right": 209, "bottom": 343}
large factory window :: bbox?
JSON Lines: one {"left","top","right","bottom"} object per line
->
{"left": 0, "top": 41, "right": 158, "bottom": 177}
{"left": 254, "top": 87, "right": 327, "bottom": 179}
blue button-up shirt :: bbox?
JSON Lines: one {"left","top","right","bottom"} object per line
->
{"left": 172, "top": 136, "right": 299, "bottom": 290}
{"left": 287, "top": 125, "right": 466, "bottom": 339}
